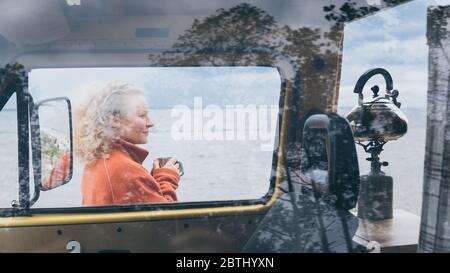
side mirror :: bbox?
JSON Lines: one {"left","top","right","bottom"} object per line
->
{"left": 301, "top": 113, "right": 360, "bottom": 210}
{"left": 30, "top": 97, "right": 73, "bottom": 206}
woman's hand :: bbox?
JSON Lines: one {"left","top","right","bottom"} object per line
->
{"left": 153, "top": 157, "right": 180, "bottom": 175}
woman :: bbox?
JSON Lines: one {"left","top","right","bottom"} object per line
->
{"left": 74, "top": 81, "right": 181, "bottom": 206}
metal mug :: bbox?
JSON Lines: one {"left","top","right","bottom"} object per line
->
{"left": 157, "top": 157, "right": 184, "bottom": 176}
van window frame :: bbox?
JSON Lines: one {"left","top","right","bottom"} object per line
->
{"left": 1, "top": 64, "right": 285, "bottom": 217}
{"left": 0, "top": 82, "right": 31, "bottom": 215}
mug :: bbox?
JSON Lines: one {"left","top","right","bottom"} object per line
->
{"left": 157, "top": 157, "right": 184, "bottom": 176}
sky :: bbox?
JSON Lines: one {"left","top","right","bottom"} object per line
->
{"left": 338, "top": 0, "right": 429, "bottom": 108}
{"left": 27, "top": 67, "right": 282, "bottom": 109}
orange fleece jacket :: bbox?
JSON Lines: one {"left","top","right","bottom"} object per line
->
{"left": 81, "top": 140, "right": 180, "bottom": 206}
{"left": 42, "top": 151, "right": 71, "bottom": 190}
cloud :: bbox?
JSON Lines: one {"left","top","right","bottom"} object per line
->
{"left": 343, "top": 35, "right": 427, "bottom": 65}
{"left": 343, "top": 0, "right": 427, "bottom": 46}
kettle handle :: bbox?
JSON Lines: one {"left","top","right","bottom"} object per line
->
{"left": 353, "top": 68, "right": 394, "bottom": 105}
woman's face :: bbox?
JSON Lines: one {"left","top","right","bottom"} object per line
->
{"left": 120, "top": 96, "right": 154, "bottom": 144}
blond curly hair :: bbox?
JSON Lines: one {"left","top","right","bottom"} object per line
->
{"left": 73, "top": 81, "right": 145, "bottom": 164}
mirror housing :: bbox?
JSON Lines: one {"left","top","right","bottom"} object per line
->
{"left": 30, "top": 97, "right": 73, "bottom": 206}
{"left": 301, "top": 113, "right": 360, "bottom": 210}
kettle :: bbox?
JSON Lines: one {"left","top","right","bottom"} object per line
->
{"left": 346, "top": 68, "right": 408, "bottom": 142}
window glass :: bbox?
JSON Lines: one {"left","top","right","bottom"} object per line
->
{"left": 338, "top": 0, "right": 427, "bottom": 216}
{"left": 0, "top": 96, "right": 18, "bottom": 208}
{"left": 29, "top": 67, "right": 280, "bottom": 208}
